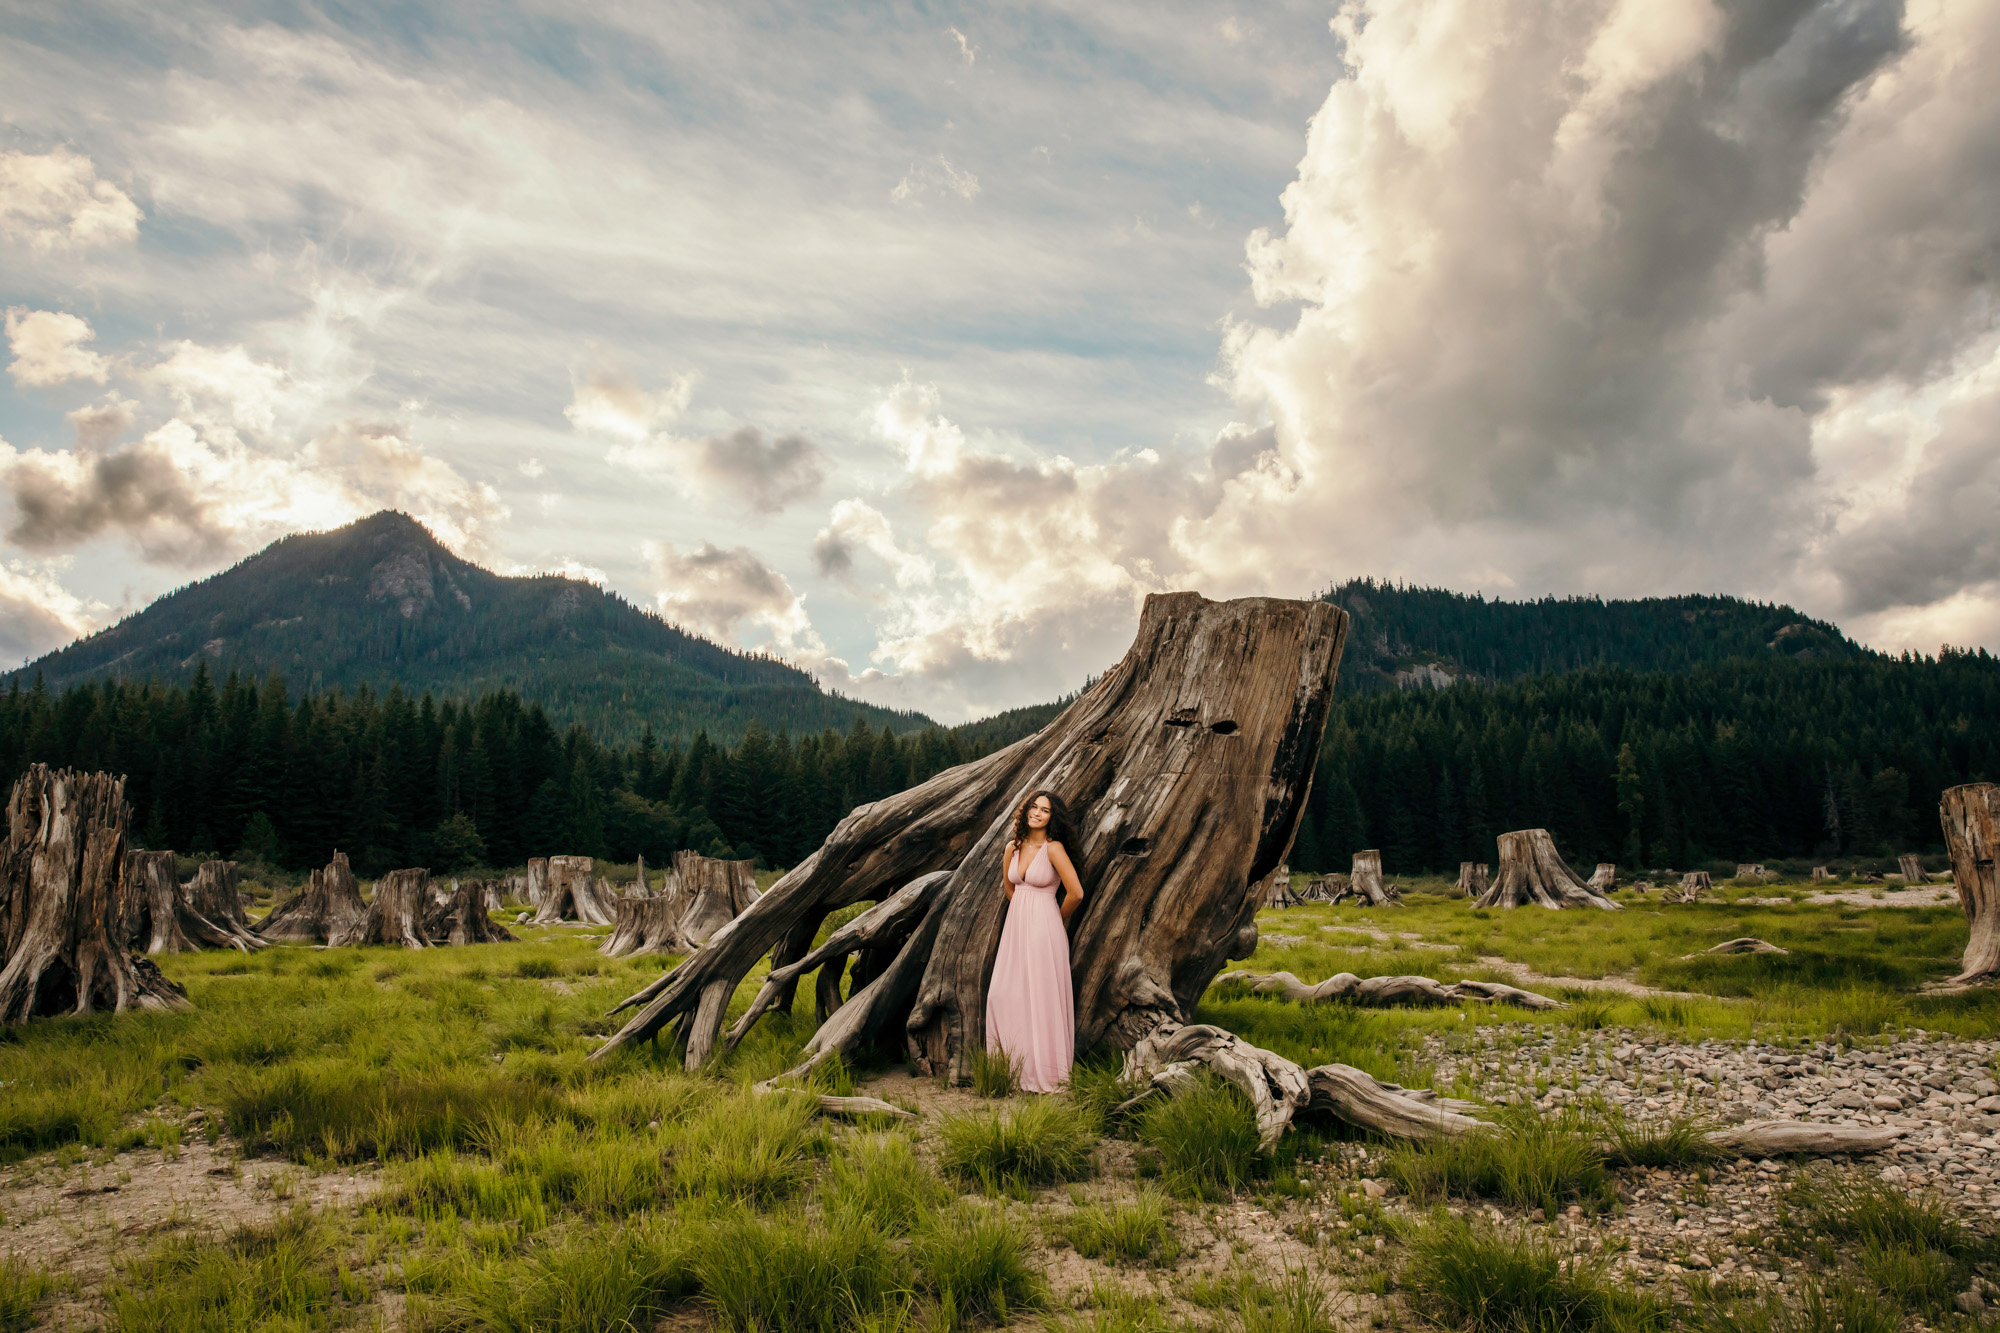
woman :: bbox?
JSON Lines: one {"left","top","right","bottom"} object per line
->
{"left": 985, "top": 789, "right": 1086, "bottom": 1093}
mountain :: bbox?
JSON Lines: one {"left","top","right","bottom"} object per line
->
{"left": 10, "top": 511, "right": 930, "bottom": 744}
{"left": 1322, "top": 578, "right": 1866, "bottom": 693}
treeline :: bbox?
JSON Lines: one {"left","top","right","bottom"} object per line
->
{"left": 0, "top": 664, "right": 1003, "bottom": 876}
{"left": 1291, "top": 649, "right": 2000, "bottom": 875}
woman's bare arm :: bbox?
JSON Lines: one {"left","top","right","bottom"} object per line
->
{"left": 1048, "top": 842, "right": 1085, "bottom": 921}
{"left": 1003, "top": 840, "right": 1017, "bottom": 902}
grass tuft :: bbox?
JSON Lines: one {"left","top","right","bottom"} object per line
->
{"left": 1055, "top": 1188, "right": 1180, "bottom": 1264}
{"left": 969, "top": 1044, "right": 1020, "bottom": 1098}
{"left": 1134, "top": 1070, "right": 1261, "bottom": 1199}
{"left": 1386, "top": 1107, "right": 1613, "bottom": 1216}
{"left": 938, "top": 1097, "right": 1096, "bottom": 1191}
{"left": 0, "top": 1257, "right": 56, "bottom": 1333}
{"left": 1403, "top": 1212, "right": 1666, "bottom": 1333}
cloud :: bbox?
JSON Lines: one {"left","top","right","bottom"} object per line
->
{"left": 573, "top": 354, "right": 827, "bottom": 513}
{"left": 6, "top": 309, "right": 109, "bottom": 387}
{"left": 812, "top": 498, "right": 934, "bottom": 586}
{"left": 0, "top": 148, "right": 141, "bottom": 250}
{"left": 890, "top": 157, "right": 981, "bottom": 203}
{"left": 644, "top": 538, "right": 816, "bottom": 649}
{"left": 0, "top": 556, "right": 106, "bottom": 664}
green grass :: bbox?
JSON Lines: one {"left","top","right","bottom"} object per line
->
{"left": 1778, "top": 1170, "right": 1997, "bottom": 1318}
{"left": 1402, "top": 1212, "right": 1667, "bottom": 1333}
{"left": 1385, "top": 1107, "right": 1615, "bottom": 1216}
{"left": 0, "top": 1258, "right": 57, "bottom": 1333}
{"left": 1054, "top": 1188, "right": 1180, "bottom": 1264}
{"left": 970, "top": 1043, "right": 1020, "bottom": 1098}
{"left": 1134, "top": 1071, "right": 1262, "bottom": 1199}
{"left": 103, "top": 1206, "right": 354, "bottom": 1333}
{"left": 824, "top": 1132, "right": 952, "bottom": 1233}
{"left": 938, "top": 1096, "right": 1097, "bottom": 1191}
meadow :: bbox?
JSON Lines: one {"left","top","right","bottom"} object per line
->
{"left": 0, "top": 873, "right": 1995, "bottom": 1331}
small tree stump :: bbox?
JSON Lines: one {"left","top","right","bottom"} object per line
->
{"left": 525, "top": 858, "right": 548, "bottom": 908}
{"left": 531, "top": 856, "right": 619, "bottom": 926}
{"left": 1898, "top": 853, "right": 1931, "bottom": 885}
{"left": 1811, "top": 865, "right": 1833, "bottom": 883}
{"left": 601, "top": 897, "right": 685, "bottom": 959}
{"left": 671, "top": 851, "right": 760, "bottom": 947}
{"left": 1455, "top": 862, "right": 1489, "bottom": 898}
{"left": 1474, "top": 830, "right": 1620, "bottom": 910}
{"left": 423, "top": 879, "right": 516, "bottom": 945}
{"left": 0, "top": 765, "right": 188, "bottom": 1020}
{"left": 1663, "top": 870, "right": 1713, "bottom": 903}
{"left": 1587, "top": 863, "right": 1617, "bottom": 893}
{"left": 258, "top": 852, "right": 368, "bottom": 946}
{"left": 360, "top": 868, "right": 431, "bottom": 948}
{"left": 182, "top": 861, "right": 264, "bottom": 950}
{"left": 1349, "top": 850, "right": 1397, "bottom": 906}
{"left": 126, "top": 851, "right": 259, "bottom": 953}
{"left": 1942, "top": 784, "right": 2000, "bottom": 984}
{"left": 1254, "top": 864, "right": 1292, "bottom": 907}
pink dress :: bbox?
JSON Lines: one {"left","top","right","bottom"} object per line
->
{"left": 985, "top": 842, "right": 1075, "bottom": 1093}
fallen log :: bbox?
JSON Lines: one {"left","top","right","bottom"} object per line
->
{"left": 0, "top": 765, "right": 188, "bottom": 1020}
{"left": 1690, "top": 937, "right": 1787, "bottom": 957}
{"left": 258, "top": 852, "right": 367, "bottom": 945}
{"left": 592, "top": 592, "right": 1350, "bottom": 1079}
{"left": 1475, "top": 829, "right": 1620, "bottom": 910}
{"left": 531, "top": 855, "right": 618, "bottom": 926}
{"left": 1220, "top": 969, "right": 1567, "bottom": 1012}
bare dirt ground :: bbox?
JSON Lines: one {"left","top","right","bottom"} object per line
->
{"left": 1, "top": 1112, "right": 380, "bottom": 1327}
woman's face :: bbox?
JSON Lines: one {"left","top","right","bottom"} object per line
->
{"left": 1027, "top": 797, "right": 1051, "bottom": 830}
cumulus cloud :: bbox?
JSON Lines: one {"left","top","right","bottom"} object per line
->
{"left": 6, "top": 308, "right": 109, "bottom": 387}
{"left": 572, "top": 354, "right": 827, "bottom": 513}
{"left": 0, "top": 148, "right": 141, "bottom": 250}
{"left": 890, "top": 157, "right": 981, "bottom": 203}
{"left": 0, "top": 556, "right": 106, "bottom": 664}
{"left": 812, "top": 498, "right": 934, "bottom": 586}
{"left": 644, "top": 538, "right": 817, "bottom": 649}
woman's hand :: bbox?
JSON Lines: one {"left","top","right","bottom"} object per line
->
{"left": 1048, "top": 842, "right": 1085, "bottom": 922}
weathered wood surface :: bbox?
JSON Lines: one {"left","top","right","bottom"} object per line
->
{"left": 0, "top": 766, "right": 188, "bottom": 1020}
{"left": 531, "top": 855, "right": 618, "bottom": 926}
{"left": 1345, "top": 850, "right": 1397, "bottom": 906}
{"left": 1587, "top": 863, "right": 1617, "bottom": 892}
{"left": 525, "top": 857, "right": 548, "bottom": 908}
{"left": 1220, "top": 969, "right": 1567, "bottom": 1011}
{"left": 360, "top": 868, "right": 431, "bottom": 948}
{"left": 258, "top": 853, "right": 367, "bottom": 945}
{"left": 423, "top": 879, "right": 516, "bottom": 946}
{"left": 127, "top": 851, "right": 262, "bottom": 953}
{"left": 1899, "top": 853, "right": 1932, "bottom": 885}
{"left": 1455, "top": 862, "right": 1489, "bottom": 898}
{"left": 594, "top": 592, "right": 1350, "bottom": 1081}
{"left": 672, "top": 851, "right": 760, "bottom": 948}
{"left": 1942, "top": 784, "right": 2000, "bottom": 984}
{"left": 1475, "top": 829, "right": 1619, "bottom": 910}
{"left": 1811, "top": 865, "right": 1833, "bottom": 883}
{"left": 182, "top": 861, "right": 265, "bottom": 950}
{"left": 1690, "top": 937, "right": 1787, "bottom": 957}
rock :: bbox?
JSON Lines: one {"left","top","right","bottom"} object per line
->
{"left": 1873, "top": 1095, "right": 1904, "bottom": 1111}
{"left": 1957, "top": 1290, "right": 1987, "bottom": 1316}
{"left": 515, "top": 911, "right": 531, "bottom": 924}
{"left": 1361, "top": 1178, "right": 1395, "bottom": 1200}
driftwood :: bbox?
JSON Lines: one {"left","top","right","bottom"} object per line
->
{"left": 360, "top": 868, "right": 430, "bottom": 948}
{"left": 531, "top": 856, "right": 618, "bottom": 926}
{"left": 1688, "top": 937, "right": 1788, "bottom": 958}
{"left": 594, "top": 592, "right": 1350, "bottom": 1080}
{"left": 1456, "top": 862, "right": 1489, "bottom": 898}
{"left": 1587, "top": 863, "right": 1617, "bottom": 893}
{"left": 1475, "top": 829, "right": 1619, "bottom": 911}
{"left": 257, "top": 852, "right": 367, "bottom": 945}
{"left": 1899, "top": 853, "right": 1932, "bottom": 885}
{"left": 1942, "top": 784, "right": 2000, "bottom": 984}
{"left": 1221, "top": 969, "right": 1567, "bottom": 1012}
{"left": 1663, "top": 870, "right": 1713, "bottom": 904}
{"left": 423, "top": 879, "right": 516, "bottom": 945}
{"left": 0, "top": 765, "right": 188, "bottom": 1020}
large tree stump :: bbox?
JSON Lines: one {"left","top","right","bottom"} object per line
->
{"left": 672, "top": 851, "right": 761, "bottom": 947}
{"left": 530, "top": 856, "right": 618, "bottom": 926}
{"left": 1942, "top": 784, "right": 2000, "bottom": 984}
{"left": 1474, "top": 830, "right": 1620, "bottom": 910}
{"left": 0, "top": 766, "right": 188, "bottom": 1020}
{"left": 594, "top": 592, "right": 1350, "bottom": 1079}
{"left": 359, "top": 868, "right": 431, "bottom": 948}
{"left": 1899, "top": 853, "right": 1932, "bottom": 885}
{"left": 126, "top": 851, "right": 263, "bottom": 953}
{"left": 1346, "top": 850, "right": 1397, "bottom": 906}
{"left": 423, "top": 879, "right": 516, "bottom": 945}
{"left": 1455, "top": 862, "right": 1489, "bottom": 898}
{"left": 1587, "top": 863, "right": 1616, "bottom": 893}
{"left": 525, "top": 858, "right": 548, "bottom": 908}
{"left": 601, "top": 897, "right": 686, "bottom": 959}
{"left": 258, "top": 853, "right": 367, "bottom": 946}
{"left": 1663, "top": 870, "right": 1713, "bottom": 904}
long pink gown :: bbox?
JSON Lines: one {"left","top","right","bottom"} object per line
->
{"left": 985, "top": 842, "right": 1075, "bottom": 1093}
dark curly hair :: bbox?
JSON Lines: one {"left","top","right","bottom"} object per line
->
{"left": 1010, "top": 789, "right": 1080, "bottom": 851}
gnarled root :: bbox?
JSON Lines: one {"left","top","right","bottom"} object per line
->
{"left": 1221, "top": 970, "right": 1568, "bottom": 1012}
{"left": 1115, "top": 1022, "right": 1310, "bottom": 1153}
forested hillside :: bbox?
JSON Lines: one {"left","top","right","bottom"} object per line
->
{"left": 1291, "top": 649, "right": 2000, "bottom": 875}
{"left": 7, "top": 511, "right": 926, "bottom": 745}
{"left": 1325, "top": 578, "right": 1862, "bottom": 692}
{"left": 0, "top": 666, "right": 999, "bottom": 875}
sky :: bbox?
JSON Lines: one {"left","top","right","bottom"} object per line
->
{"left": 2, "top": 0, "right": 1997, "bottom": 724}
